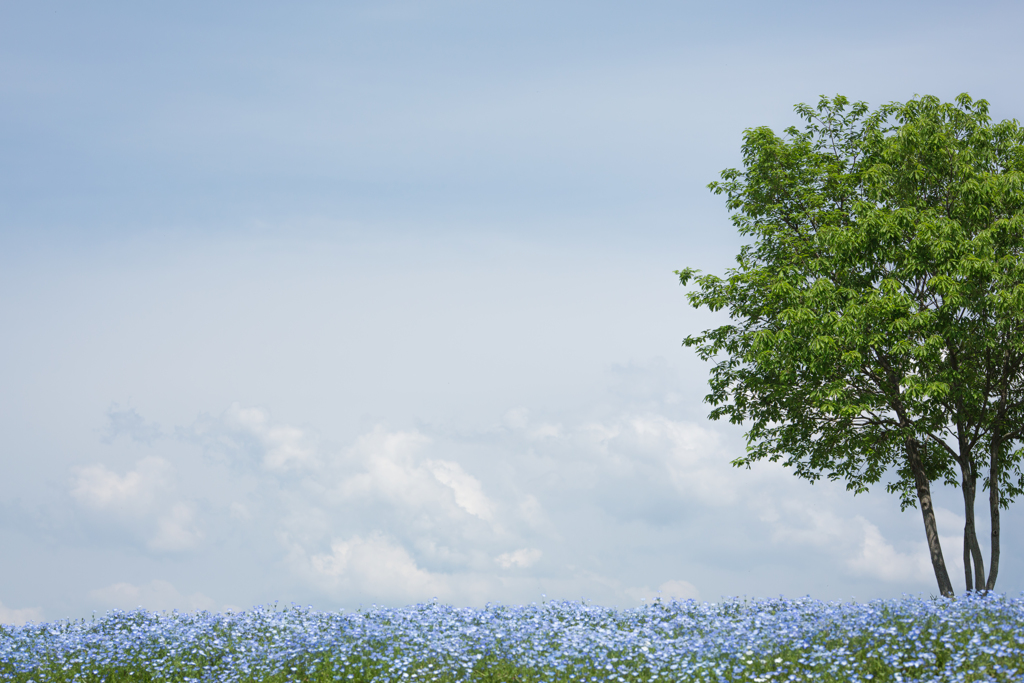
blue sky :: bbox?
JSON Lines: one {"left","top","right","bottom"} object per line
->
{"left": 2, "top": 0, "right": 1024, "bottom": 623}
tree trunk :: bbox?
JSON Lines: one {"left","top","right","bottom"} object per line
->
{"left": 957, "top": 457, "right": 986, "bottom": 591}
{"left": 986, "top": 433, "right": 1002, "bottom": 591}
{"left": 907, "top": 438, "right": 955, "bottom": 597}
{"left": 963, "top": 527, "right": 972, "bottom": 591}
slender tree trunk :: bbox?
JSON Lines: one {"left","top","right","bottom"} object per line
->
{"left": 907, "top": 438, "right": 955, "bottom": 597}
{"left": 986, "top": 432, "right": 1002, "bottom": 591}
{"left": 963, "top": 527, "right": 972, "bottom": 591}
{"left": 970, "top": 508, "right": 986, "bottom": 590}
{"left": 957, "top": 456, "right": 986, "bottom": 591}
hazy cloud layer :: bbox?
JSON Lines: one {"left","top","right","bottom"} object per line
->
{"left": 0, "top": 600, "right": 44, "bottom": 627}
{"left": 28, "top": 399, "right": 984, "bottom": 618}
{"left": 2, "top": 0, "right": 1023, "bottom": 624}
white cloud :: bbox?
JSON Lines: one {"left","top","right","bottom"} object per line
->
{"left": 149, "top": 502, "right": 204, "bottom": 552}
{"left": 760, "top": 499, "right": 848, "bottom": 548}
{"left": 175, "top": 414, "right": 513, "bottom": 601}
{"left": 934, "top": 506, "right": 967, "bottom": 539}
{"left": 846, "top": 517, "right": 934, "bottom": 583}
{"left": 759, "top": 499, "right": 944, "bottom": 585}
{"left": 70, "top": 457, "right": 171, "bottom": 511}
{"left": 495, "top": 548, "right": 542, "bottom": 569}
{"left": 333, "top": 427, "right": 498, "bottom": 527}
{"left": 69, "top": 457, "right": 202, "bottom": 553}
{"left": 222, "top": 404, "right": 318, "bottom": 472}
{"left": 264, "top": 424, "right": 510, "bottom": 600}
{"left": 0, "top": 600, "right": 44, "bottom": 625}
{"left": 502, "top": 408, "right": 562, "bottom": 439}
{"left": 625, "top": 579, "right": 700, "bottom": 603}
{"left": 60, "top": 401, "right": 980, "bottom": 612}
{"left": 659, "top": 580, "right": 701, "bottom": 601}
{"left": 529, "top": 423, "right": 563, "bottom": 439}
{"left": 88, "top": 580, "right": 217, "bottom": 613}
{"left": 296, "top": 532, "right": 448, "bottom": 601}
{"left": 427, "top": 460, "right": 494, "bottom": 521}
{"left": 628, "top": 416, "right": 732, "bottom": 506}
{"left": 517, "top": 494, "right": 551, "bottom": 531}
{"left": 336, "top": 427, "right": 437, "bottom": 505}
{"left": 503, "top": 408, "right": 530, "bottom": 431}
{"left": 183, "top": 403, "right": 319, "bottom": 472}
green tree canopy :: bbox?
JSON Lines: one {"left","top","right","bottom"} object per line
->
{"left": 679, "top": 93, "right": 1024, "bottom": 596}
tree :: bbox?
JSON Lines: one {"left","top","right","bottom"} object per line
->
{"left": 677, "top": 94, "right": 1024, "bottom": 597}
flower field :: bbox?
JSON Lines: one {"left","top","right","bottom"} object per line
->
{"left": 2, "top": 594, "right": 1023, "bottom": 683}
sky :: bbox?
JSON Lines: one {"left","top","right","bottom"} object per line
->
{"left": 2, "top": 0, "right": 1024, "bottom": 624}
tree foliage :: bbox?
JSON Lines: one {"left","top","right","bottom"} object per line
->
{"left": 679, "top": 94, "right": 1024, "bottom": 596}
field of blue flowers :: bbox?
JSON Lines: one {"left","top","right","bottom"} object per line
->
{"left": 2, "top": 593, "right": 1023, "bottom": 683}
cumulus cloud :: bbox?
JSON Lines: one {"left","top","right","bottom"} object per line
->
{"left": 495, "top": 548, "right": 542, "bottom": 569}
{"left": 503, "top": 408, "right": 562, "bottom": 440}
{"left": 426, "top": 460, "right": 494, "bottom": 521}
{"left": 758, "top": 499, "right": 849, "bottom": 548}
{"left": 846, "top": 518, "right": 934, "bottom": 583}
{"left": 335, "top": 427, "right": 438, "bottom": 506}
{"left": 625, "top": 579, "right": 700, "bottom": 603}
{"left": 281, "top": 425, "right": 509, "bottom": 600}
{"left": 70, "top": 457, "right": 203, "bottom": 553}
{"left": 71, "top": 457, "right": 172, "bottom": 512}
{"left": 226, "top": 405, "right": 317, "bottom": 471}
{"left": 173, "top": 410, "right": 512, "bottom": 604}
{"left": 69, "top": 400, "right": 965, "bottom": 612}
{"left": 500, "top": 410, "right": 726, "bottom": 507}
{"left": 290, "top": 532, "right": 448, "bottom": 602}
{"left": 88, "top": 580, "right": 217, "bottom": 613}
{"left": 756, "top": 496, "right": 950, "bottom": 585}
{"left": 516, "top": 495, "right": 551, "bottom": 531}
{"left": 0, "top": 599, "right": 44, "bottom": 625}
{"left": 627, "top": 415, "right": 733, "bottom": 505}
{"left": 184, "top": 403, "right": 318, "bottom": 472}
{"left": 659, "top": 580, "right": 701, "bottom": 601}
{"left": 149, "top": 502, "right": 204, "bottom": 552}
